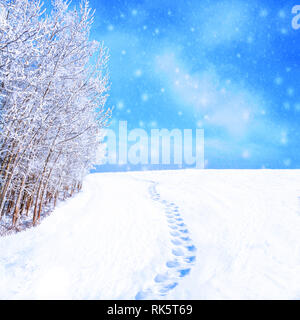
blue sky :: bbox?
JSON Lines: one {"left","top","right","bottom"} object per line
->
{"left": 70, "top": 0, "right": 300, "bottom": 169}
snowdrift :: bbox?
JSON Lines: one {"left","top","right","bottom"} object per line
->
{"left": 0, "top": 170, "right": 300, "bottom": 299}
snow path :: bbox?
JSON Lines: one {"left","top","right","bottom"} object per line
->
{"left": 135, "top": 180, "right": 196, "bottom": 299}
{"left": 136, "top": 170, "right": 300, "bottom": 299}
{"left": 1, "top": 170, "right": 300, "bottom": 299}
{"left": 0, "top": 174, "right": 173, "bottom": 299}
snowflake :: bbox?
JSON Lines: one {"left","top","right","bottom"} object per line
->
{"left": 150, "top": 121, "right": 157, "bottom": 128}
{"left": 280, "top": 131, "right": 288, "bottom": 145}
{"left": 107, "top": 25, "right": 114, "bottom": 31}
{"left": 196, "top": 120, "right": 203, "bottom": 128}
{"left": 141, "top": 93, "right": 149, "bottom": 102}
{"left": 117, "top": 101, "right": 124, "bottom": 110}
{"left": 278, "top": 10, "right": 286, "bottom": 19}
{"left": 134, "top": 69, "right": 142, "bottom": 77}
{"left": 247, "top": 36, "right": 253, "bottom": 44}
{"left": 259, "top": 9, "right": 268, "bottom": 17}
{"left": 242, "top": 150, "right": 250, "bottom": 159}
{"left": 283, "top": 102, "right": 290, "bottom": 110}
{"left": 274, "top": 77, "right": 283, "bottom": 85}
{"left": 287, "top": 88, "right": 294, "bottom": 96}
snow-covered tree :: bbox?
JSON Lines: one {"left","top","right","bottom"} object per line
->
{"left": 0, "top": 0, "right": 110, "bottom": 228}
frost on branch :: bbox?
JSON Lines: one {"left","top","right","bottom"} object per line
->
{"left": 0, "top": 0, "right": 111, "bottom": 233}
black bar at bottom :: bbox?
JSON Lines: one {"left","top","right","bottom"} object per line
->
{"left": 0, "top": 300, "right": 293, "bottom": 318}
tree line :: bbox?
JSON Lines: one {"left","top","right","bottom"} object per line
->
{"left": 0, "top": 0, "right": 110, "bottom": 229}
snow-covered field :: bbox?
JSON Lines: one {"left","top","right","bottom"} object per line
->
{"left": 0, "top": 170, "right": 300, "bottom": 300}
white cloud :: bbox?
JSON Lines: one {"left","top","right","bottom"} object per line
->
{"left": 190, "top": 1, "right": 254, "bottom": 47}
{"left": 155, "top": 51, "right": 267, "bottom": 138}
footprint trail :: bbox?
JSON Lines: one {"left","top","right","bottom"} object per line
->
{"left": 135, "top": 181, "right": 197, "bottom": 300}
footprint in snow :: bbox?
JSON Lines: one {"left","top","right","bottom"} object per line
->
{"left": 135, "top": 181, "right": 197, "bottom": 300}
